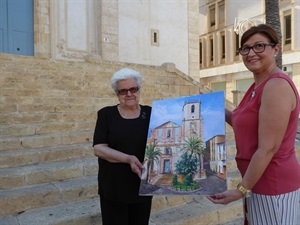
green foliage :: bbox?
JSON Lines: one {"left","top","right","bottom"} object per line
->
{"left": 173, "top": 176, "right": 199, "bottom": 191}
{"left": 145, "top": 141, "right": 161, "bottom": 163}
{"left": 144, "top": 140, "right": 161, "bottom": 184}
{"left": 183, "top": 136, "right": 206, "bottom": 157}
{"left": 183, "top": 173, "right": 193, "bottom": 186}
{"left": 172, "top": 174, "right": 178, "bottom": 186}
{"left": 175, "top": 152, "right": 198, "bottom": 176}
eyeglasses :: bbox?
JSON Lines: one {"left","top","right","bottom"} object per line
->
{"left": 117, "top": 86, "right": 139, "bottom": 95}
{"left": 239, "top": 43, "right": 275, "bottom": 56}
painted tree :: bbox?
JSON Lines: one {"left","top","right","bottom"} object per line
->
{"left": 144, "top": 140, "right": 161, "bottom": 184}
{"left": 175, "top": 152, "right": 198, "bottom": 176}
{"left": 182, "top": 136, "right": 206, "bottom": 177}
{"left": 265, "top": 0, "right": 282, "bottom": 68}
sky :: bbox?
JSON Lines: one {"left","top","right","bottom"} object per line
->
{"left": 148, "top": 91, "right": 225, "bottom": 142}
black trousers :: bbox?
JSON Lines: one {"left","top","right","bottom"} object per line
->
{"left": 100, "top": 197, "right": 152, "bottom": 225}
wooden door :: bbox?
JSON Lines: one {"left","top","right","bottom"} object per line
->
{"left": 0, "top": 0, "right": 34, "bottom": 56}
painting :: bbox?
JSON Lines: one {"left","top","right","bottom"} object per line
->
{"left": 139, "top": 91, "right": 227, "bottom": 196}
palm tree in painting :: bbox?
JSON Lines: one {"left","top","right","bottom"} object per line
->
{"left": 182, "top": 136, "right": 206, "bottom": 177}
{"left": 144, "top": 140, "right": 161, "bottom": 184}
{"left": 265, "top": 0, "right": 282, "bottom": 68}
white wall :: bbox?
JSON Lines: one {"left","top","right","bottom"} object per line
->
{"left": 118, "top": 0, "right": 189, "bottom": 74}
{"left": 227, "top": 0, "right": 264, "bottom": 26}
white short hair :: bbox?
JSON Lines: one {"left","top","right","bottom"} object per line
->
{"left": 111, "top": 68, "right": 142, "bottom": 92}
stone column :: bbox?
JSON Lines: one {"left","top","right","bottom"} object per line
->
{"left": 34, "top": 0, "right": 51, "bottom": 58}
{"left": 188, "top": 0, "right": 200, "bottom": 81}
{"left": 97, "top": 0, "right": 119, "bottom": 62}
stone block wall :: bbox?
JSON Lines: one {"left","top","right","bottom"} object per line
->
{"left": 0, "top": 53, "right": 211, "bottom": 139}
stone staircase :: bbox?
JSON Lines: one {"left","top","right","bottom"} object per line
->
{"left": 0, "top": 128, "right": 244, "bottom": 225}
{"left": 0, "top": 128, "right": 247, "bottom": 225}
{"left": 0, "top": 130, "right": 99, "bottom": 223}
{"left": 1, "top": 128, "right": 298, "bottom": 225}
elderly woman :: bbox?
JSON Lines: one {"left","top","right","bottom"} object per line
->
{"left": 207, "top": 24, "right": 300, "bottom": 225}
{"left": 93, "top": 68, "right": 152, "bottom": 225}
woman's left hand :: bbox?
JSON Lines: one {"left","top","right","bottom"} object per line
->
{"left": 206, "top": 189, "right": 243, "bottom": 205}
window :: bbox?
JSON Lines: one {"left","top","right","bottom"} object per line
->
{"left": 211, "top": 82, "right": 226, "bottom": 93}
{"left": 210, "top": 37, "right": 214, "bottom": 63}
{"left": 167, "top": 129, "right": 171, "bottom": 138}
{"left": 151, "top": 29, "right": 159, "bottom": 46}
{"left": 164, "top": 148, "right": 172, "bottom": 155}
{"left": 235, "top": 33, "right": 239, "bottom": 56}
{"left": 211, "top": 144, "right": 216, "bottom": 161}
{"left": 191, "top": 105, "right": 195, "bottom": 113}
{"left": 221, "top": 33, "right": 225, "bottom": 60}
{"left": 190, "top": 123, "right": 196, "bottom": 135}
{"left": 209, "top": 5, "right": 216, "bottom": 27}
{"left": 218, "top": 1, "right": 225, "bottom": 27}
{"left": 284, "top": 14, "right": 291, "bottom": 45}
{"left": 236, "top": 78, "right": 254, "bottom": 92}
{"left": 199, "top": 42, "right": 203, "bottom": 65}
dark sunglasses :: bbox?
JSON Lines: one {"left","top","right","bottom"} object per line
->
{"left": 117, "top": 86, "right": 139, "bottom": 95}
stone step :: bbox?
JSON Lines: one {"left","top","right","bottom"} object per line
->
{"left": 0, "top": 115, "right": 96, "bottom": 138}
{"left": 0, "top": 157, "right": 98, "bottom": 190}
{"left": 0, "top": 130, "right": 93, "bottom": 152}
{"left": 0, "top": 197, "right": 101, "bottom": 225}
{"left": 0, "top": 196, "right": 243, "bottom": 225}
{"left": 0, "top": 176, "right": 98, "bottom": 217}
{"left": 150, "top": 197, "right": 243, "bottom": 225}
{"left": 0, "top": 143, "right": 94, "bottom": 169}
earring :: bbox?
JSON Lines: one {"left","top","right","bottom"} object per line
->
{"left": 274, "top": 55, "right": 277, "bottom": 57}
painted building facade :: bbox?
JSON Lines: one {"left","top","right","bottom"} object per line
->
{"left": 147, "top": 100, "right": 226, "bottom": 181}
{"left": 205, "top": 135, "right": 226, "bottom": 178}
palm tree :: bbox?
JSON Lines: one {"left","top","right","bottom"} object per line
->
{"left": 144, "top": 140, "right": 161, "bottom": 183}
{"left": 265, "top": 0, "right": 282, "bottom": 68}
{"left": 182, "top": 136, "right": 206, "bottom": 177}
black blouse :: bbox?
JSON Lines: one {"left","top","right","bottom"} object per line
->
{"left": 93, "top": 105, "right": 152, "bottom": 203}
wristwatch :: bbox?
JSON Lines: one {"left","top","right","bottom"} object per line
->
{"left": 237, "top": 183, "right": 251, "bottom": 198}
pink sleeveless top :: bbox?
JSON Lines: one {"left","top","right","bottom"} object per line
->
{"left": 232, "top": 73, "right": 300, "bottom": 195}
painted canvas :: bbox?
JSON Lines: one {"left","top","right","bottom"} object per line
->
{"left": 139, "top": 91, "right": 227, "bottom": 196}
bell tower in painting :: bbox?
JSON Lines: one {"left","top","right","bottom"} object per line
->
{"left": 181, "top": 100, "right": 203, "bottom": 141}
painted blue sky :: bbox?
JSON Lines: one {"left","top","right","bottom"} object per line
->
{"left": 148, "top": 91, "right": 225, "bottom": 142}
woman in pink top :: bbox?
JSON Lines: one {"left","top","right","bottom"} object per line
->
{"left": 207, "top": 24, "right": 300, "bottom": 225}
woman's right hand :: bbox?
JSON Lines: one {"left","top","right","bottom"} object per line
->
{"left": 127, "top": 155, "right": 144, "bottom": 178}
{"left": 94, "top": 144, "right": 144, "bottom": 177}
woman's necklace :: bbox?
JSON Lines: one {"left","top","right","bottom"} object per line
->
{"left": 251, "top": 82, "right": 262, "bottom": 98}
{"left": 118, "top": 105, "right": 141, "bottom": 118}
{"left": 251, "top": 87, "right": 257, "bottom": 98}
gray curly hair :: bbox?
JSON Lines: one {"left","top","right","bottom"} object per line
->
{"left": 111, "top": 68, "right": 142, "bottom": 93}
